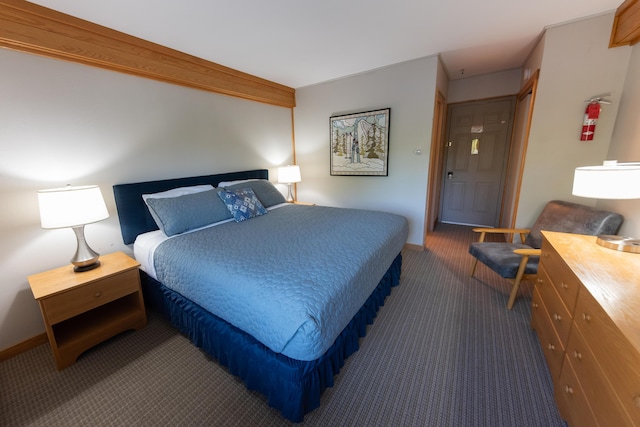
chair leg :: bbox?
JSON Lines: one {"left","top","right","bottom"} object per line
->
{"left": 507, "top": 255, "right": 530, "bottom": 310}
{"left": 470, "top": 258, "right": 479, "bottom": 277}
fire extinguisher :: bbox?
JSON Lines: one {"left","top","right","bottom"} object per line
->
{"left": 580, "top": 101, "right": 601, "bottom": 141}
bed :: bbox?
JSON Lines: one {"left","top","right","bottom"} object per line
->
{"left": 113, "top": 169, "right": 408, "bottom": 422}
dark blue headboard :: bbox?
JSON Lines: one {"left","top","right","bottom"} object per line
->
{"left": 113, "top": 169, "right": 269, "bottom": 244}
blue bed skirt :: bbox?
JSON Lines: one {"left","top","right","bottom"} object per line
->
{"left": 141, "top": 253, "right": 402, "bottom": 422}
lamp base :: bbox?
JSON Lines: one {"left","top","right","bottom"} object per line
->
{"left": 596, "top": 235, "right": 640, "bottom": 254}
{"left": 286, "top": 183, "right": 294, "bottom": 202}
{"left": 71, "top": 225, "right": 102, "bottom": 272}
{"left": 74, "top": 261, "right": 101, "bottom": 272}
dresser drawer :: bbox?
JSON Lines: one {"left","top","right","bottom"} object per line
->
{"left": 574, "top": 288, "right": 640, "bottom": 425}
{"left": 41, "top": 269, "right": 140, "bottom": 325}
{"left": 537, "top": 264, "right": 572, "bottom": 343}
{"left": 539, "top": 239, "right": 580, "bottom": 313}
{"left": 531, "top": 286, "right": 565, "bottom": 380}
{"left": 555, "top": 354, "right": 598, "bottom": 427}
{"left": 566, "top": 324, "right": 634, "bottom": 426}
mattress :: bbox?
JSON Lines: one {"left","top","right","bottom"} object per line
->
{"left": 139, "top": 203, "right": 408, "bottom": 361}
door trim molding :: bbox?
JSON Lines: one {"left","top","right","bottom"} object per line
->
{"left": 504, "top": 70, "right": 540, "bottom": 229}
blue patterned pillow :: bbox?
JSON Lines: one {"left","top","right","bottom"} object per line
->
{"left": 217, "top": 187, "right": 268, "bottom": 222}
{"left": 222, "top": 179, "right": 287, "bottom": 207}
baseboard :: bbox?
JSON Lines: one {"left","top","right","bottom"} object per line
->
{"left": 0, "top": 333, "right": 48, "bottom": 362}
{"left": 403, "top": 243, "right": 424, "bottom": 252}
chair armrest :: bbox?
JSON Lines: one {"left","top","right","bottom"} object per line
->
{"left": 513, "top": 248, "right": 541, "bottom": 256}
{"left": 472, "top": 228, "right": 530, "bottom": 234}
{"left": 472, "top": 228, "right": 531, "bottom": 243}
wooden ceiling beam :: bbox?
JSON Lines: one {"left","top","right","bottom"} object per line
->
{"left": 0, "top": 0, "right": 295, "bottom": 108}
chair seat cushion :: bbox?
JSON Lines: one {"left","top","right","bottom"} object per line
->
{"left": 469, "top": 242, "right": 539, "bottom": 279}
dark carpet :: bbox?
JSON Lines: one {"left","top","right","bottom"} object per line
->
{"left": 0, "top": 223, "right": 564, "bottom": 426}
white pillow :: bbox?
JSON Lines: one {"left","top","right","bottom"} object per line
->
{"left": 142, "top": 184, "right": 214, "bottom": 202}
{"left": 216, "top": 179, "right": 258, "bottom": 187}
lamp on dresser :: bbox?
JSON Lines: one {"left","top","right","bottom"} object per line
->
{"left": 278, "top": 165, "right": 302, "bottom": 202}
{"left": 573, "top": 160, "right": 640, "bottom": 253}
{"left": 38, "top": 185, "right": 110, "bottom": 271}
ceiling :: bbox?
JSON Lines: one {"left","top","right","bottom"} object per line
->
{"left": 29, "top": 0, "right": 623, "bottom": 88}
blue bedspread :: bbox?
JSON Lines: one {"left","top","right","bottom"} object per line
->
{"left": 153, "top": 204, "right": 408, "bottom": 361}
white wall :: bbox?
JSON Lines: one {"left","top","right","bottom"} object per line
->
{"left": 0, "top": 49, "right": 293, "bottom": 351}
{"left": 599, "top": 43, "right": 640, "bottom": 237}
{"left": 294, "top": 57, "right": 439, "bottom": 246}
{"left": 447, "top": 68, "right": 522, "bottom": 104}
{"left": 516, "top": 13, "right": 632, "bottom": 227}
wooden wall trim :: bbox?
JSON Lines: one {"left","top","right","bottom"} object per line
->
{"left": 0, "top": 333, "right": 47, "bottom": 362}
{"left": 610, "top": 0, "right": 640, "bottom": 47}
{"left": 0, "top": 0, "right": 295, "bottom": 108}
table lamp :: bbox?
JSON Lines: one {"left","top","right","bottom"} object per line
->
{"left": 278, "top": 165, "right": 301, "bottom": 202}
{"left": 38, "top": 185, "right": 110, "bottom": 271}
{"left": 572, "top": 160, "right": 640, "bottom": 253}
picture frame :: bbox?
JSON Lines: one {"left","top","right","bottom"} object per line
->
{"left": 330, "top": 108, "right": 390, "bottom": 176}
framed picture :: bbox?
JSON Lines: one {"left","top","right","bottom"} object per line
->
{"left": 330, "top": 108, "right": 390, "bottom": 176}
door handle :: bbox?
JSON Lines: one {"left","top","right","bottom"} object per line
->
{"left": 447, "top": 172, "right": 453, "bottom": 180}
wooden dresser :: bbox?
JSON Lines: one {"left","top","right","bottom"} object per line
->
{"left": 531, "top": 231, "right": 640, "bottom": 426}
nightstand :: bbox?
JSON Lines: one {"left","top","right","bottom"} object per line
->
{"left": 28, "top": 251, "right": 147, "bottom": 370}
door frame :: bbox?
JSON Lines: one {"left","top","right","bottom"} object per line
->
{"left": 501, "top": 70, "right": 540, "bottom": 231}
{"left": 424, "top": 90, "right": 447, "bottom": 245}
{"left": 438, "top": 95, "right": 515, "bottom": 227}
{"left": 424, "top": 71, "right": 540, "bottom": 245}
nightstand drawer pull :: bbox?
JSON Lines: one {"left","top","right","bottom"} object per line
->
{"left": 561, "top": 282, "right": 568, "bottom": 289}
{"left": 548, "top": 344, "right": 556, "bottom": 351}
{"left": 553, "top": 313, "right": 562, "bottom": 321}
{"left": 582, "top": 313, "right": 591, "bottom": 322}
{"left": 95, "top": 292, "right": 102, "bottom": 298}
{"left": 573, "top": 351, "right": 582, "bottom": 360}
{"left": 564, "top": 385, "right": 574, "bottom": 395}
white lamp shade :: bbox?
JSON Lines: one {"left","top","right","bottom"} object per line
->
{"left": 572, "top": 161, "right": 640, "bottom": 200}
{"left": 38, "top": 185, "right": 109, "bottom": 229}
{"left": 278, "top": 165, "right": 301, "bottom": 184}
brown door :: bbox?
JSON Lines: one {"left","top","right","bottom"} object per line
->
{"left": 440, "top": 97, "right": 515, "bottom": 227}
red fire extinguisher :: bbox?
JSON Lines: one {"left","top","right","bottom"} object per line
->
{"left": 580, "top": 101, "right": 600, "bottom": 141}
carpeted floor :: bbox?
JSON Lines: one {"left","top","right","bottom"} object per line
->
{"left": 0, "top": 223, "right": 565, "bottom": 426}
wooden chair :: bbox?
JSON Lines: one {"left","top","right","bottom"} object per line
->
{"left": 468, "top": 200, "right": 623, "bottom": 309}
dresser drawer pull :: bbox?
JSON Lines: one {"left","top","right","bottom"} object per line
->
{"left": 572, "top": 351, "right": 582, "bottom": 360}
{"left": 561, "top": 282, "right": 568, "bottom": 289}
{"left": 582, "top": 313, "right": 591, "bottom": 322}
{"left": 553, "top": 313, "right": 562, "bottom": 322}
{"left": 564, "top": 385, "right": 574, "bottom": 395}
{"left": 537, "top": 278, "right": 544, "bottom": 285}
{"left": 532, "top": 302, "right": 539, "bottom": 309}
{"left": 95, "top": 292, "right": 102, "bottom": 298}
{"left": 548, "top": 344, "right": 556, "bottom": 351}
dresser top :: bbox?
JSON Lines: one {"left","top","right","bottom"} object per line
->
{"left": 542, "top": 231, "right": 640, "bottom": 352}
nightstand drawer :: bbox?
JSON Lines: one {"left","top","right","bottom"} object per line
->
{"left": 42, "top": 269, "right": 140, "bottom": 325}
